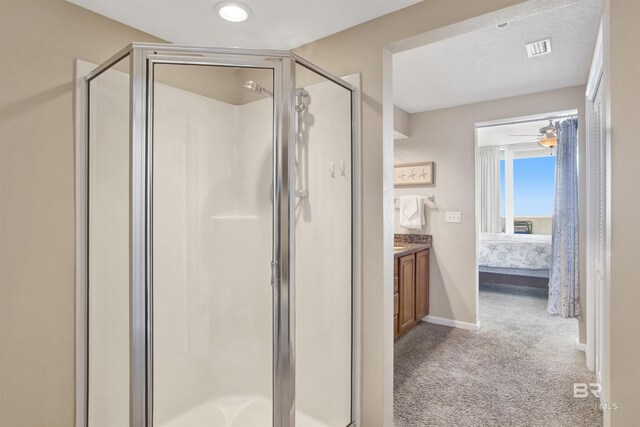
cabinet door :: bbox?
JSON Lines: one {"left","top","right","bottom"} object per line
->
{"left": 398, "top": 254, "right": 416, "bottom": 334}
{"left": 394, "top": 259, "right": 399, "bottom": 338}
{"left": 415, "top": 249, "right": 430, "bottom": 320}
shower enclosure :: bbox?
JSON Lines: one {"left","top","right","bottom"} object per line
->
{"left": 75, "top": 43, "right": 360, "bottom": 427}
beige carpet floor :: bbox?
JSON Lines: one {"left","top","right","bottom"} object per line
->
{"left": 394, "top": 283, "right": 603, "bottom": 426}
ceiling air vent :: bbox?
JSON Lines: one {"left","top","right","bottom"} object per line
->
{"left": 525, "top": 39, "right": 552, "bottom": 58}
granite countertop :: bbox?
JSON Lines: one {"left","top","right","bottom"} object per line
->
{"left": 393, "top": 243, "right": 431, "bottom": 258}
{"left": 393, "top": 233, "right": 432, "bottom": 258}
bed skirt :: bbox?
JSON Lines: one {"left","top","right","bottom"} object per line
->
{"left": 479, "top": 266, "right": 549, "bottom": 289}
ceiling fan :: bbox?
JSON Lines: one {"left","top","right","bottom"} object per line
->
{"left": 509, "top": 120, "right": 558, "bottom": 153}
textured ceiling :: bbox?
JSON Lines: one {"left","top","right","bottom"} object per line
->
{"left": 66, "top": 0, "right": 421, "bottom": 50}
{"left": 393, "top": 0, "right": 602, "bottom": 113}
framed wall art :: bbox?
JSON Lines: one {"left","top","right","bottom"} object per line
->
{"left": 394, "top": 161, "right": 434, "bottom": 186}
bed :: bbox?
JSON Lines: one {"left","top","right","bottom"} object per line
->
{"left": 478, "top": 232, "right": 552, "bottom": 288}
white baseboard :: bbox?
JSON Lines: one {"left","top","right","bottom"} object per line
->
{"left": 423, "top": 315, "right": 481, "bottom": 331}
{"left": 576, "top": 338, "right": 586, "bottom": 352}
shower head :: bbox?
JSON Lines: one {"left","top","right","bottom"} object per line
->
{"left": 242, "top": 81, "right": 310, "bottom": 113}
{"left": 242, "top": 80, "right": 273, "bottom": 97}
{"left": 242, "top": 80, "right": 258, "bottom": 91}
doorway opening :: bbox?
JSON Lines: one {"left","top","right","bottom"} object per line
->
{"left": 386, "top": 0, "right": 603, "bottom": 425}
{"left": 474, "top": 109, "right": 580, "bottom": 355}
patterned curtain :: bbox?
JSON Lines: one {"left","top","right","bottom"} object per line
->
{"left": 548, "top": 118, "right": 581, "bottom": 318}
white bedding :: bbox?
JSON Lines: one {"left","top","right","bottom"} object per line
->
{"left": 478, "top": 232, "right": 552, "bottom": 270}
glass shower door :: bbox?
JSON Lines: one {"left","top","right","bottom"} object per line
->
{"left": 87, "top": 53, "right": 132, "bottom": 427}
{"left": 150, "top": 63, "right": 276, "bottom": 426}
{"left": 293, "top": 63, "right": 355, "bottom": 427}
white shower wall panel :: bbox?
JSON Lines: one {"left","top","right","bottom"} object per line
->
{"left": 153, "top": 84, "right": 273, "bottom": 425}
{"left": 294, "top": 74, "right": 355, "bottom": 426}
{"left": 88, "top": 61, "right": 131, "bottom": 427}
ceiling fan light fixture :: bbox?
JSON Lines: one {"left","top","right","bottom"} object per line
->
{"left": 538, "top": 136, "right": 557, "bottom": 148}
{"left": 214, "top": 1, "right": 252, "bottom": 22}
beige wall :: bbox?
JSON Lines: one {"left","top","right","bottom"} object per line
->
{"left": 393, "top": 105, "right": 411, "bottom": 138}
{"left": 605, "top": 0, "right": 640, "bottom": 425}
{"left": 0, "top": 1, "right": 162, "bottom": 425}
{"left": 394, "top": 85, "right": 587, "bottom": 331}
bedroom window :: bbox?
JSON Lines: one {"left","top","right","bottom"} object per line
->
{"left": 514, "top": 156, "right": 555, "bottom": 216}
{"left": 501, "top": 146, "right": 555, "bottom": 234}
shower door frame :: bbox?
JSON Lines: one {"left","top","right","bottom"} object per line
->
{"left": 76, "top": 43, "right": 361, "bottom": 427}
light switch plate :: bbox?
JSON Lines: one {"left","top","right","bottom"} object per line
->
{"left": 445, "top": 211, "right": 462, "bottom": 223}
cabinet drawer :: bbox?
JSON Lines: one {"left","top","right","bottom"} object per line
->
{"left": 394, "top": 293, "right": 399, "bottom": 315}
{"left": 394, "top": 258, "right": 398, "bottom": 275}
{"left": 393, "top": 276, "right": 399, "bottom": 294}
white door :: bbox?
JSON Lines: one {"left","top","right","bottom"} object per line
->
{"left": 592, "top": 76, "right": 606, "bottom": 383}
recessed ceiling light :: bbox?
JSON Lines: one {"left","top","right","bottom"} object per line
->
{"left": 214, "top": 1, "right": 252, "bottom": 23}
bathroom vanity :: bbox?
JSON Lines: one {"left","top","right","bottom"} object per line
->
{"left": 393, "top": 235, "right": 431, "bottom": 339}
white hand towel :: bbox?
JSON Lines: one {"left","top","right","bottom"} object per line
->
{"left": 399, "top": 195, "right": 425, "bottom": 229}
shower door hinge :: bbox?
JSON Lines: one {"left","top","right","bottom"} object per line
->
{"left": 271, "top": 261, "right": 279, "bottom": 287}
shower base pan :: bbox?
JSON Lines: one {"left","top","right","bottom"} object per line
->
{"left": 160, "top": 395, "right": 330, "bottom": 427}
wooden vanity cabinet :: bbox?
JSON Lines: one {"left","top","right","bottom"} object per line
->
{"left": 394, "top": 248, "right": 430, "bottom": 338}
